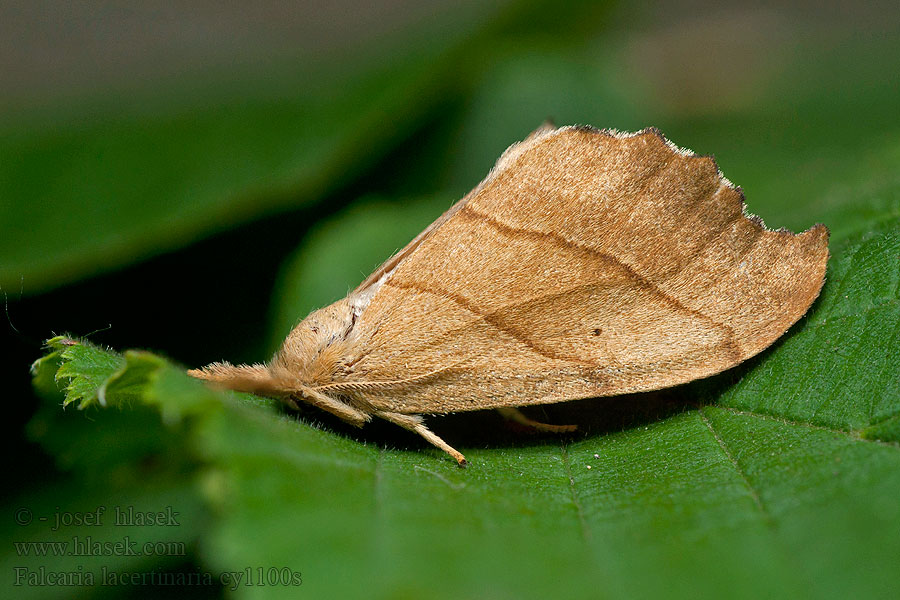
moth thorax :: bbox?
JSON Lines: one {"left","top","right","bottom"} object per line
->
{"left": 272, "top": 298, "right": 357, "bottom": 379}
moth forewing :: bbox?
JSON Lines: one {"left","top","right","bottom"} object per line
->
{"left": 190, "top": 125, "right": 829, "bottom": 467}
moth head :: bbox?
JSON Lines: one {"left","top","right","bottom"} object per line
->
{"left": 189, "top": 298, "right": 358, "bottom": 396}
{"left": 270, "top": 298, "right": 358, "bottom": 382}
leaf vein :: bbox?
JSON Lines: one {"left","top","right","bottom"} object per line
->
{"left": 710, "top": 406, "right": 900, "bottom": 450}
{"left": 560, "top": 442, "right": 591, "bottom": 544}
{"left": 698, "top": 408, "right": 772, "bottom": 523}
{"left": 865, "top": 407, "right": 900, "bottom": 429}
{"left": 806, "top": 298, "right": 898, "bottom": 329}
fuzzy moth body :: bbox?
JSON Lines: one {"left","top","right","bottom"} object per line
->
{"left": 189, "top": 125, "right": 829, "bottom": 466}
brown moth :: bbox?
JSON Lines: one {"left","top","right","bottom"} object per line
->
{"left": 189, "top": 125, "right": 829, "bottom": 466}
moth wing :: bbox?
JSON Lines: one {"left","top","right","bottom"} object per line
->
{"left": 354, "top": 122, "right": 558, "bottom": 294}
{"left": 344, "top": 127, "right": 829, "bottom": 414}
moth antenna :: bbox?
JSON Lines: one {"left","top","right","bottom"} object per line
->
{"left": 187, "top": 362, "right": 286, "bottom": 397}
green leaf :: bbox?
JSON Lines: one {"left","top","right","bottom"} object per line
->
{"left": 22, "top": 201, "right": 900, "bottom": 598}
{"left": 50, "top": 337, "right": 125, "bottom": 409}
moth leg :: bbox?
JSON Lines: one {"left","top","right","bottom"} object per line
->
{"left": 293, "top": 385, "right": 372, "bottom": 428}
{"left": 375, "top": 410, "right": 467, "bottom": 467}
{"left": 496, "top": 407, "right": 577, "bottom": 433}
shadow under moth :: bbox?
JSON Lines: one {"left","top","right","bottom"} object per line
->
{"left": 189, "top": 125, "right": 829, "bottom": 466}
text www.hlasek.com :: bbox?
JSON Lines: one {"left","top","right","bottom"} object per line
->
{"left": 14, "top": 536, "right": 185, "bottom": 557}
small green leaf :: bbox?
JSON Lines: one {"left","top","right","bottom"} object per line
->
{"left": 49, "top": 336, "right": 125, "bottom": 408}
